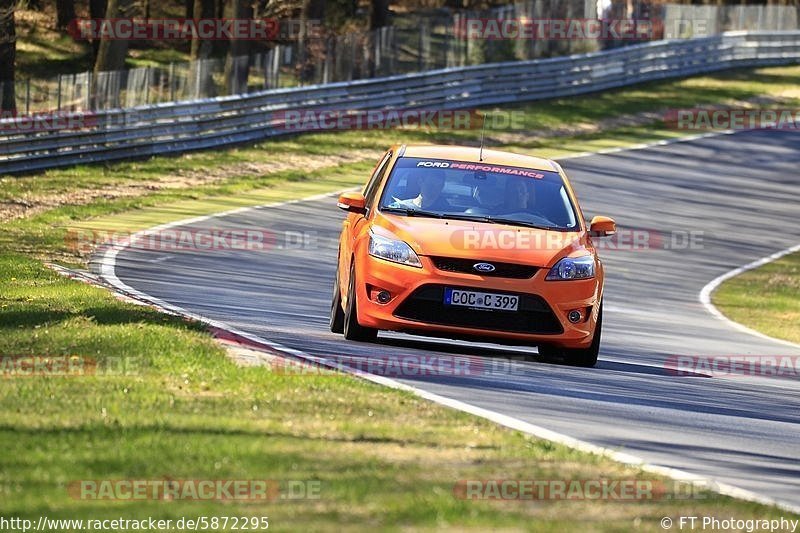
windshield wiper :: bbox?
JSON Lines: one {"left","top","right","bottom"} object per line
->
{"left": 381, "top": 208, "right": 560, "bottom": 230}
{"left": 381, "top": 206, "right": 447, "bottom": 219}
{"left": 473, "top": 216, "right": 560, "bottom": 231}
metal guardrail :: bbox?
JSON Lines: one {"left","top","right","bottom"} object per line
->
{"left": 1, "top": 31, "right": 799, "bottom": 175}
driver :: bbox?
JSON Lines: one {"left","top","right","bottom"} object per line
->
{"left": 404, "top": 170, "right": 450, "bottom": 211}
{"left": 501, "top": 179, "right": 534, "bottom": 213}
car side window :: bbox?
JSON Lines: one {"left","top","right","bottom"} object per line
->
{"left": 363, "top": 151, "right": 393, "bottom": 209}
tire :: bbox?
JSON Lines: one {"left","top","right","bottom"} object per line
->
{"left": 343, "top": 264, "right": 378, "bottom": 342}
{"left": 537, "top": 304, "right": 603, "bottom": 368}
{"left": 329, "top": 268, "right": 345, "bottom": 334}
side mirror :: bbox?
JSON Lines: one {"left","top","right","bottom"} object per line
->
{"left": 589, "top": 216, "right": 616, "bottom": 237}
{"left": 337, "top": 192, "right": 367, "bottom": 214}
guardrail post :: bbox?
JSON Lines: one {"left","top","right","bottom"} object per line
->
{"left": 263, "top": 53, "right": 268, "bottom": 89}
{"left": 194, "top": 62, "right": 200, "bottom": 99}
{"left": 169, "top": 63, "right": 176, "bottom": 102}
{"left": 25, "top": 78, "right": 30, "bottom": 115}
{"left": 145, "top": 67, "right": 150, "bottom": 105}
{"left": 442, "top": 31, "right": 449, "bottom": 71}
{"left": 85, "top": 71, "right": 91, "bottom": 111}
{"left": 56, "top": 74, "right": 62, "bottom": 112}
{"left": 418, "top": 27, "right": 423, "bottom": 71}
{"left": 274, "top": 47, "right": 280, "bottom": 88}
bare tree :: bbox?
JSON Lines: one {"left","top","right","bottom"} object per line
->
{"left": 0, "top": 0, "right": 15, "bottom": 113}
{"left": 89, "top": 0, "right": 107, "bottom": 63}
{"left": 223, "top": 0, "right": 253, "bottom": 95}
{"left": 369, "top": 0, "right": 389, "bottom": 30}
{"left": 189, "top": 0, "right": 216, "bottom": 97}
{"left": 297, "top": 0, "right": 325, "bottom": 83}
{"left": 91, "top": 0, "right": 134, "bottom": 108}
{"left": 56, "top": 0, "right": 77, "bottom": 31}
{"left": 93, "top": 0, "right": 134, "bottom": 73}
{"left": 365, "top": 0, "right": 391, "bottom": 77}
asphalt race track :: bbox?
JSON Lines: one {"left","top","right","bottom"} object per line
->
{"left": 107, "top": 129, "right": 800, "bottom": 510}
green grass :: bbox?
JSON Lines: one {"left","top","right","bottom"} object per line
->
{"left": 713, "top": 251, "right": 800, "bottom": 345}
{"left": 2, "top": 65, "right": 800, "bottom": 530}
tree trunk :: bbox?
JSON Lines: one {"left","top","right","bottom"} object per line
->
{"left": 93, "top": 0, "right": 133, "bottom": 108}
{"left": 0, "top": 0, "right": 15, "bottom": 113}
{"left": 89, "top": 0, "right": 107, "bottom": 64}
{"left": 56, "top": 0, "right": 76, "bottom": 31}
{"left": 189, "top": 0, "right": 216, "bottom": 97}
{"left": 93, "top": 0, "right": 133, "bottom": 73}
{"left": 366, "top": 0, "right": 390, "bottom": 77}
{"left": 223, "top": 0, "right": 253, "bottom": 95}
{"left": 369, "top": 0, "right": 389, "bottom": 30}
{"left": 297, "top": 0, "right": 325, "bottom": 83}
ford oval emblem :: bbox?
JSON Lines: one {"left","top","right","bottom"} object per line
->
{"left": 473, "top": 262, "right": 496, "bottom": 273}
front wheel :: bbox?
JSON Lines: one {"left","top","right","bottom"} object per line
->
{"left": 329, "top": 268, "right": 345, "bottom": 334}
{"left": 343, "top": 264, "right": 378, "bottom": 342}
{"left": 537, "top": 304, "right": 603, "bottom": 368}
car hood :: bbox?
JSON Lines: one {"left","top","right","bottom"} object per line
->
{"left": 374, "top": 213, "right": 587, "bottom": 267}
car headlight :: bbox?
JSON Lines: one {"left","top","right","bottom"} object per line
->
{"left": 546, "top": 255, "right": 595, "bottom": 280}
{"left": 368, "top": 231, "right": 422, "bottom": 268}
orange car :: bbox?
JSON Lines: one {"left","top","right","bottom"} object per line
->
{"left": 330, "top": 145, "right": 616, "bottom": 367}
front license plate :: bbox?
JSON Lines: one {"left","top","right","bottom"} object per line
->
{"left": 444, "top": 288, "right": 519, "bottom": 311}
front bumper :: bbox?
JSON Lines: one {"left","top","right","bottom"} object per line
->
{"left": 355, "top": 252, "right": 601, "bottom": 349}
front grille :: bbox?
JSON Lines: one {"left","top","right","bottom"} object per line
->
{"left": 394, "top": 284, "right": 562, "bottom": 334}
{"left": 430, "top": 256, "right": 539, "bottom": 279}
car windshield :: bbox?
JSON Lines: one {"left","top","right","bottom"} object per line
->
{"left": 377, "top": 157, "right": 579, "bottom": 231}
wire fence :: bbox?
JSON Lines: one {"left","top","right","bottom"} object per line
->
{"left": 2, "top": 2, "right": 798, "bottom": 116}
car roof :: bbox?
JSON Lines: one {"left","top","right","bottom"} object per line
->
{"left": 400, "top": 145, "right": 560, "bottom": 173}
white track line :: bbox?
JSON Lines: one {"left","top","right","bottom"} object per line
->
{"left": 557, "top": 130, "right": 734, "bottom": 160}
{"left": 699, "top": 243, "right": 800, "bottom": 350}
{"left": 98, "top": 129, "right": 800, "bottom": 515}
